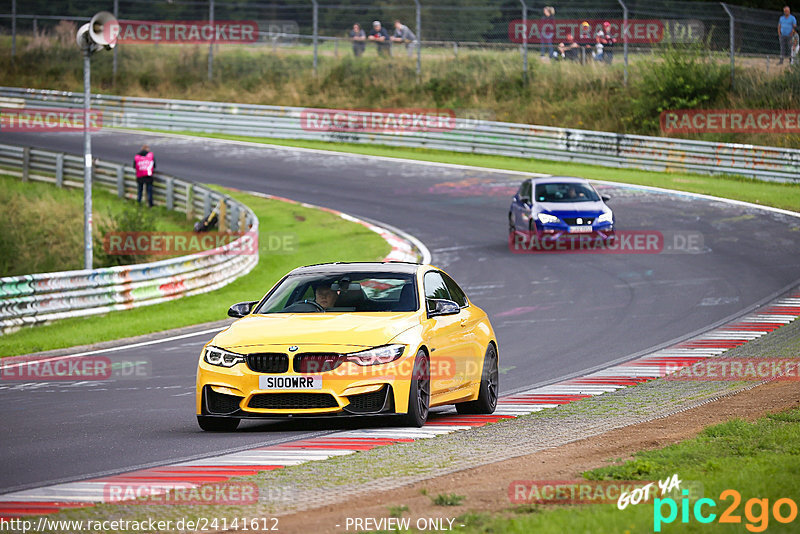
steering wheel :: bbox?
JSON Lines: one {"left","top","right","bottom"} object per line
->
{"left": 302, "top": 299, "right": 325, "bottom": 312}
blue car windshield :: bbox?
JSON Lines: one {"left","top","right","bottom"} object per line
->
{"left": 254, "top": 272, "right": 419, "bottom": 313}
{"left": 536, "top": 183, "right": 600, "bottom": 203}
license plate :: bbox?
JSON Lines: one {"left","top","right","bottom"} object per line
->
{"left": 568, "top": 226, "right": 593, "bottom": 233}
{"left": 259, "top": 375, "right": 322, "bottom": 390}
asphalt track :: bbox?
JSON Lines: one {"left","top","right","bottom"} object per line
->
{"left": 1, "top": 130, "right": 799, "bottom": 494}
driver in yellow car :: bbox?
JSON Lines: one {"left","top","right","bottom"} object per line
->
{"left": 315, "top": 285, "right": 339, "bottom": 310}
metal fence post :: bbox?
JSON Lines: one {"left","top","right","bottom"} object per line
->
{"left": 238, "top": 207, "right": 247, "bottom": 233}
{"left": 113, "top": 0, "right": 119, "bottom": 82}
{"left": 208, "top": 0, "right": 215, "bottom": 82}
{"left": 231, "top": 203, "right": 240, "bottom": 232}
{"left": 414, "top": 0, "right": 422, "bottom": 78}
{"left": 519, "top": 0, "right": 528, "bottom": 83}
{"left": 166, "top": 177, "right": 174, "bottom": 210}
{"left": 616, "top": 0, "right": 628, "bottom": 86}
{"left": 21, "top": 147, "right": 29, "bottom": 182}
{"left": 721, "top": 3, "right": 735, "bottom": 89}
{"left": 33, "top": 18, "right": 37, "bottom": 35}
{"left": 186, "top": 183, "right": 194, "bottom": 220}
{"left": 219, "top": 198, "right": 228, "bottom": 232}
{"left": 312, "top": 0, "right": 319, "bottom": 76}
{"left": 116, "top": 165, "right": 125, "bottom": 198}
{"left": 55, "top": 153, "right": 64, "bottom": 188}
{"left": 11, "top": 0, "right": 16, "bottom": 58}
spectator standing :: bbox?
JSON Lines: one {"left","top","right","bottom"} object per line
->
{"left": 603, "top": 22, "right": 616, "bottom": 63}
{"left": 349, "top": 23, "right": 366, "bottom": 57}
{"left": 779, "top": 6, "right": 797, "bottom": 64}
{"left": 577, "top": 21, "right": 594, "bottom": 63}
{"left": 134, "top": 144, "right": 155, "bottom": 208}
{"left": 391, "top": 20, "right": 418, "bottom": 57}
{"left": 368, "top": 20, "right": 391, "bottom": 56}
{"left": 540, "top": 6, "right": 555, "bottom": 60}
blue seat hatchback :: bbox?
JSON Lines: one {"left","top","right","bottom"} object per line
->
{"left": 509, "top": 177, "right": 614, "bottom": 239}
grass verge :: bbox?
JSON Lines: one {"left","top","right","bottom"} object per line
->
{"left": 457, "top": 405, "right": 800, "bottom": 533}
{"left": 0, "top": 185, "right": 390, "bottom": 357}
{"left": 154, "top": 131, "right": 800, "bottom": 212}
{"left": 0, "top": 173, "right": 188, "bottom": 276}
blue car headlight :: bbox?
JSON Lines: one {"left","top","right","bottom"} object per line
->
{"left": 537, "top": 213, "right": 561, "bottom": 224}
{"left": 204, "top": 346, "right": 246, "bottom": 367}
{"left": 596, "top": 211, "right": 613, "bottom": 224}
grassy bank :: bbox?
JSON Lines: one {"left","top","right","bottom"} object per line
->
{"left": 2, "top": 30, "right": 800, "bottom": 148}
{"left": 0, "top": 186, "right": 390, "bottom": 357}
{"left": 456, "top": 406, "right": 800, "bottom": 533}
{"left": 163, "top": 131, "right": 800, "bottom": 212}
{"left": 0, "top": 173, "right": 189, "bottom": 276}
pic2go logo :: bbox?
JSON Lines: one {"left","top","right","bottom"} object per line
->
{"left": 653, "top": 489, "right": 798, "bottom": 532}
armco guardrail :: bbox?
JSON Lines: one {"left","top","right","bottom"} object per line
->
{"left": 1, "top": 86, "right": 799, "bottom": 183}
{"left": 0, "top": 142, "right": 259, "bottom": 335}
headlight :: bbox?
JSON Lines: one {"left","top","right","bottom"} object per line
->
{"left": 596, "top": 211, "right": 613, "bottom": 224}
{"left": 345, "top": 344, "right": 405, "bottom": 366}
{"left": 204, "top": 346, "right": 246, "bottom": 367}
{"left": 537, "top": 213, "right": 561, "bottom": 224}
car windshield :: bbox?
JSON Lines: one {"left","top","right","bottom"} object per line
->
{"left": 254, "top": 272, "right": 418, "bottom": 313}
{"left": 535, "top": 182, "right": 600, "bottom": 203}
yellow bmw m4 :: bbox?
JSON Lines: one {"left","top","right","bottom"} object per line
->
{"left": 196, "top": 262, "right": 498, "bottom": 431}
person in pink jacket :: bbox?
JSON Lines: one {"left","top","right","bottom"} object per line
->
{"left": 134, "top": 144, "right": 156, "bottom": 207}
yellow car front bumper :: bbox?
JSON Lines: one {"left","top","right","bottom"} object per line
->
{"left": 196, "top": 346, "right": 417, "bottom": 418}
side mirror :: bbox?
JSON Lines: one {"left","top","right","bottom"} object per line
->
{"left": 601, "top": 194, "right": 611, "bottom": 202}
{"left": 228, "top": 301, "right": 257, "bottom": 318}
{"left": 427, "top": 298, "right": 460, "bottom": 318}
{"left": 521, "top": 196, "right": 532, "bottom": 205}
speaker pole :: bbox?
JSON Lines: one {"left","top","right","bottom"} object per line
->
{"left": 77, "top": 12, "right": 117, "bottom": 270}
{"left": 82, "top": 43, "right": 93, "bottom": 270}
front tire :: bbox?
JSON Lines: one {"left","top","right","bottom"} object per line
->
{"left": 398, "top": 350, "right": 430, "bottom": 427}
{"left": 456, "top": 344, "right": 498, "bottom": 415}
{"left": 197, "top": 415, "right": 240, "bottom": 432}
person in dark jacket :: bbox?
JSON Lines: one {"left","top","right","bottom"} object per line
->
{"left": 368, "top": 21, "right": 391, "bottom": 56}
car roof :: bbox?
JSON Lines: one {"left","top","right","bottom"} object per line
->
{"left": 289, "top": 262, "right": 423, "bottom": 276}
{"left": 529, "top": 176, "right": 591, "bottom": 185}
